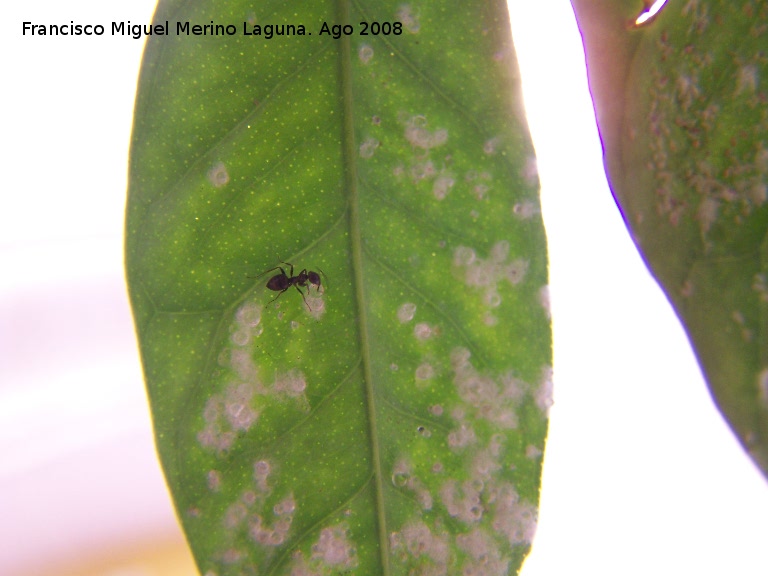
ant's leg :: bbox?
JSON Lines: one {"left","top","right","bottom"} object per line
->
{"left": 267, "top": 287, "right": 289, "bottom": 305}
{"left": 293, "top": 284, "right": 312, "bottom": 311}
{"left": 248, "top": 266, "right": 288, "bottom": 280}
{"left": 280, "top": 261, "right": 295, "bottom": 278}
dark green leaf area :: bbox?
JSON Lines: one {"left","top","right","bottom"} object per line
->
{"left": 610, "top": 0, "right": 768, "bottom": 475}
{"left": 127, "top": 0, "right": 343, "bottom": 314}
{"left": 126, "top": 0, "right": 552, "bottom": 574}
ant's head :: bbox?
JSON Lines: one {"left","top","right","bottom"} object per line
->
{"left": 307, "top": 268, "right": 328, "bottom": 292}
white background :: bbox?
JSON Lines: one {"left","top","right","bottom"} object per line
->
{"left": 2, "top": 1, "right": 767, "bottom": 574}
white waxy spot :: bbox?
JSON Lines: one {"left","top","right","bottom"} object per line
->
{"left": 203, "top": 398, "right": 221, "bottom": 423}
{"left": 274, "top": 369, "right": 307, "bottom": 398}
{"left": 230, "top": 327, "right": 250, "bottom": 346}
{"left": 440, "top": 480, "right": 484, "bottom": 523}
{"left": 489, "top": 434, "right": 505, "bottom": 456}
{"left": 465, "top": 261, "right": 495, "bottom": 287}
{"left": 221, "top": 549, "right": 243, "bottom": 564}
{"left": 198, "top": 383, "right": 259, "bottom": 452}
{"left": 736, "top": 64, "right": 758, "bottom": 95}
{"left": 731, "top": 310, "right": 753, "bottom": 342}
{"left": 311, "top": 525, "right": 357, "bottom": 568}
{"left": 472, "top": 183, "right": 489, "bottom": 200}
{"left": 404, "top": 115, "right": 448, "bottom": 149}
{"left": 249, "top": 514, "right": 290, "bottom": 547}
{"left": 197, "top": 426, "right": 235, "bottom": 453}
{"left": 413, "top": 322, "right": 433, "bottom": 341}
{"left": 450, "top": 347, "right": 471, "bottom": 369}
{"left": 224, "top": 501, "right": 248, "bottom": 529}
{"left": 539, "top": 285, "right": 551, "bottom": 318}
{"left": 756, "top": 148, "right": 768, "bottom": 173}
{"left": 535, "top": 366, "right": 554, "bottom": 415}
{"left": 483, "top": 137, "right": 500, "bottom": 155}
{"left": 503, "top": 259, "right": 529, "bottom": 285}
{"left": 453, "top": 357, "right": 527, "bottom": 428}
{"left": 526, "top": 444, "right": 543, "bottom": 459}
{"left": 359, "top": 136, "right": 379, "bottom": 158}
{"left": 207, "top": 470, "right": 222, "bottom": 492}
{"left": 392, "top": 522, "right": 449, "bottom": 565}
{"left": 274, "top": 493, "right": 296, "bottom": 516}
{"left": 432, "top": 174, "right": 455, "bottom": 200}
{"left": 393, "top": 465, "right": 433, "bottom": 510}
{"left": 242, "top": 490, "right": 257, "bottom": 506}
{"left": 456, "top": 243, "right": 529, "bottom": 309}
{"left": 217, "top": 349, "right": 231, "bottom": 367}
{"left": 753, "top": 274, "right": 768, "bottom": 302}
{"left": 358, "top": 43, "right": 374, "bottom": 64}
{"left": 453, "top": 246, "right": 476, "bottom": 267}
{"left": 391, "top": 458, "right": 411, "bottom": 487}
{"left": 490, "top": 241, "right": 510, "bottom": 263}
{"left": 457, "top": 528, "right": 509, "bottom": 574}
{"left": 415, "top": 486, "right": 433, "bottom": 510}
{"left": 415, "top": 362, "right": 434, "bottom": 381}
{"left": 522, "top": 155, "right": 538, "bottom": 186}
{"left": 397, "top": 5, "right": 420, "bottom": 33}
{"left": 697, "top": 196, "right": 720, "bottom": 234}
{"left": 758, "top": 368, "right": 768, "bottom": 407}
{"left": 749, "top": 181, "right": 767, "bottom": 206}
{"left": 225, "top": 383, "right": 257, "bottom": 431}
{"left": 447, "top": 423, "right": 476, "bottom": 450}
{"left": 513, "top": 200, "right": 539, "bottom": 219}
{"left": 483, "top": 312, "right": 498, "bottom": 326}
{"left": 397, "top": 302, "right": 417, "bottom": 323}
{"left": 488, "top": 481, "right": 537, "bottom": 545}
{"left": 305, "top": 294, "right": 326, "bottom": 319}
{"left": 500, "top": 372, "right": 528, "bottom": 404}
{"left": 254, "top": 459, "right": 271, "bottom": 480}
{"left": 484, "top": 290, "right": 501, "bottom": 308}
{"left": 472, "top": 450, "right": 501, "bottom": 482}
{"left": 410, "top": 160, "right": 436, "bottom": 181}
{"left": 207, "top": 161, "right": 229, "bottom": 188}
{"left": 230, "top": 348, "right": 258, "bottom": 382}
{"left": 236, "top": 301, "right": 262, "bottom": 327}
{"left": 457, "top": 372, "right": 498, "bottom": 408}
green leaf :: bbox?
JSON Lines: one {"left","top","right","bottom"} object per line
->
{"left": 572, "top": 0, "right": 768, "bottom": 477}
{"left": 126, "top": 1, "right": 551, "bottom": 574}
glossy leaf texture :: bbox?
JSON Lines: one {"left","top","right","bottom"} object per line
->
{"left": 125, "top": 0, "right": 551, "bottom": 574}
{"left": 572, "top": 0, "right": 768, "bottom": 478}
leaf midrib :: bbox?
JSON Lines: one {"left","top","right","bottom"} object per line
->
{"left": 336, "top": 0, "right": 390, "bottom": 573}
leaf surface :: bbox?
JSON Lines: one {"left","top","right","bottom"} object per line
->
{"left": 572, "top": 0, "right": 768, "bottom": 477}
{"left": 126, "top": 1, "right": 552, "bottom": 573}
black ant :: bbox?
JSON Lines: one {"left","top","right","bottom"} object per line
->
{"left": 250, "top": 261, "right": 326, "bottom": 310}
